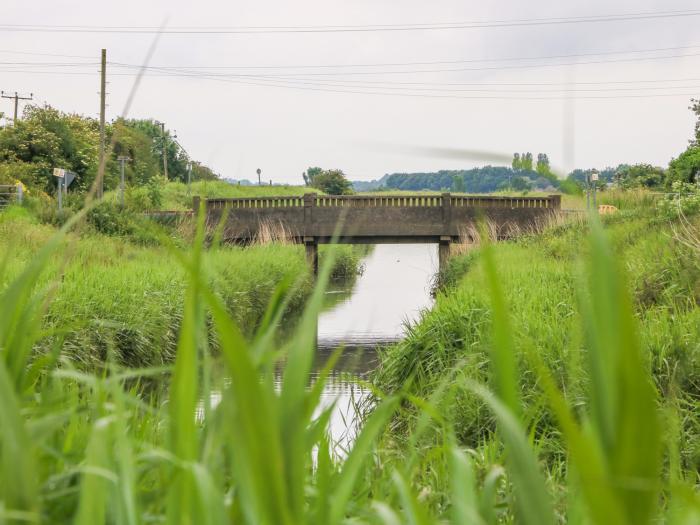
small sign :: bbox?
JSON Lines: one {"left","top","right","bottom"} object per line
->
{"left": 591, "top": 172, "right": 599, "bottom": 181}
{"left": 53, "top": 168, "right": 76, "bottom": 187}
{"left": 64, "top": 171, "right": 76, "bottom": 188}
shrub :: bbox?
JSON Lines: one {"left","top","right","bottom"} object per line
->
{"left": 86, "top": 201, "right": 135, "bottom": 236}
{"left": 657, "top": 181, "right": 700, "bottom": 218}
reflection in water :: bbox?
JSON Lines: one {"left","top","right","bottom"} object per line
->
{"left": 318, "top": 244, "right": 437, "bottom": 345}
{"left": 316, "top": 244, "right": 437, "bottom": 448}
{"left": 201, "top": 244, "right": 437, "bottom": 451}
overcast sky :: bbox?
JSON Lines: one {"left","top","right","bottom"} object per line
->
{"left": 2, "top": 0, "right": 699, "bottom": 183}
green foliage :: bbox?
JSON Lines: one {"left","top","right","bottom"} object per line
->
{"left": 657, "top": 181, "right": 700, "bottom": 218}
{"left": 666, "top": 99, "right": 700, "bottom": 186}
{"left": 86, "top": 201, "right": 138, "bottom": 236}
{"left": 0, "top": 105, "right": 102, "bottom": 193}
{"left": 380, "top": 166, "right": 560, "bottom": 193}
{"left": 146, "top": 175, "right": 166, "bottom": 208}
{"left": 0, "top": 195, "right": 699, "bottom": 523}
{"left": 510, "top": 176, "right": 531, "bottom": 192}
{"left": 616, "top": 163, "right": 666, "bottom": 189}
{"left": 668, "top": 146, "right": 700, "bottom": 185}
{"left": 303, "top": 166, "right": 323, "bottom": 186}
{"left": 374, "top": 210, "right": 700, "bottom": 519}
{"left": 451, "top": 174, "right": 466, "bottom": 193}
{"left": 309, "top": 168, "right": 353, "bottom": 195}
{"left": 2, "top": 201, "right": 698, "bottom": 523}
{"left": 536, "top": 153, "right": 550, "bottom": 175}
{"left": 558, "top": 178, "right": 582, "bottom": 195}
{"left": 0, "top": 106, "right": 217, "bottom": 197}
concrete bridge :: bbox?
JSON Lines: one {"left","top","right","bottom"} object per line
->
{"left": 197, "top": 193, "right": 561, "bottom": 272}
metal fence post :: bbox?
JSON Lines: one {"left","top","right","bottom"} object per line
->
{"left": 16, "top": 183, "right": 22, "bottom": 205}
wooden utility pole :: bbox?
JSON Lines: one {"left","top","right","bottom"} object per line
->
{"left": 1, "top": 91, "right": 33, "bottom": 124}
{"left": 159, "top": 122, "right": 168, "bottom": 179}
{"left": 97, "top": 49, "right": 107, "bottom": 198}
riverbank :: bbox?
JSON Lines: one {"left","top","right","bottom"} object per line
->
{"left": 370, "top": 195, "right": 700, "bottom": 513}
{"left": 0, "top": 206, "right": 363, "bottom": 368}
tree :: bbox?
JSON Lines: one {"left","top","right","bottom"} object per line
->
{"left": 521, "top": 152, "right": 533, "bottom": 171}
{"left": 0, "top": 104, "right": 102, "bottom": 193}
{"left": 512, "top": 153, "right": 521, "bottom": 171}
{"left": 310, "top": 169, "right": 352, "bottom": 195}
{"left": 303, "top": 166, "right": 323, "bottom": 186}
{"left": 536, "top": 153, "right": 550, "bottom": 175}
{"left": 667, "top": 99, "right": 700, "bottom": 186}
{"left": 451, "top": 174, "right": 465, "bottom": 193}
{"left": 0, "top": 105, "right": 217, "bottom": 194}
{"left": 668, "top": 148, "right": 700, "bottom": 185}
{"left": 511, "top": 176, "right": 532, "bottom": 192}
{"left": 616, "top": 164, "right": 665, "bottom": 189}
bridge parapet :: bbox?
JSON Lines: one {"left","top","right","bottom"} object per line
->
{"left": 207, "top": 196, "right": 304, "bottom": 209}
{"left": 205, "top": 193, "right": 560, "bottom": 210}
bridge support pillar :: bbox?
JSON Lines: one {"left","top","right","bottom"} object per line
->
{"left": 438, "top": 236, "right": 451, "bottom": 273}
{"left": 304, "top": 236, "right": 318, "bottom": 276}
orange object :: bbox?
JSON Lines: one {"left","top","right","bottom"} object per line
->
{"left": 598, "top": 205, "right": 618, "bottom": 214}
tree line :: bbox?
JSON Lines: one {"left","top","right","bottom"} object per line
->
{"left": 0, "top": 104, "right": 217, "bottom": 194}
{"left": 353, "top": 100, "right": 700, "bottom": 194}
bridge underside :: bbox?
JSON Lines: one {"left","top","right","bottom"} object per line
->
{"left": 201, "top": 193, "right": 561, "bottom": 274}
{"left": 295, "top": 235, "right": 455, "bottom": 244}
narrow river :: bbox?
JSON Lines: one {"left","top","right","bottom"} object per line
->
{"left": 314, "top": 244, "right": 437, "bottom": 450}
{"left": 201, "top": 244, "right": 437, "bottom": 451}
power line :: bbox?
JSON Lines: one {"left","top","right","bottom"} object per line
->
{"left": 110, "top": 50, "right": 700, "bottom": 78}
{"left": 122, "top": 69, "right": 699, "bottom": 100}
{"left": 105, "top": 43, "right": 700, "bottom": 70}
{"left": 210, "top": 76, "right": 700, "bottom": 87}
{"left": 2, "top": 59, "right": 700, "bottom": 87}
{"left": 0, "top": 49, "right": 95, "bottom": 59}
{"left": 5, "top": 44, "right": 700, "bottom": 75}
{"left": 95, "top": 63, "right": 700, "bottom": 94}
{"left": 162, "top": 75, "right": 700, "bottom": 94}
{"left": 2, "top": 64, "right": 699, "bottom": 96}
{"left": 3, "top": 67, "right": 700, "bottom": 91}
{"left": 0, "top": 61, "right": 97, "bottom": 66}
{"left": 1, "top": 9, "right": 700, "bottom": 34}
{"left": 3, "top": 41, "right": 700, "bottom": 79}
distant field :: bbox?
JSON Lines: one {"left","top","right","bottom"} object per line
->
{"left": 103, "top": 180, "right": 318, "bottom": 211}
{"left": 159, "top": 180, "right": 318, "bottom": 210}
{"left": 358, "top": 188, "right": 587, "bottom": 210}
{"left": 112, "top": 180, "right": 635, "bottom": 214}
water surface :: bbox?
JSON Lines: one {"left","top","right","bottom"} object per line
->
{"left": 315, "top": 244, "right": 437, "bottom": 448}
{"left": 202, "top": 244, "right": 437, "bottom": 450}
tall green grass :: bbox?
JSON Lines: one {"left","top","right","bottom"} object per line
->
{"left": 0, "top": 203, "right": 698, "bottom": 523}
{"left": 0, "top": 211, "right": 361, "bottom": 368}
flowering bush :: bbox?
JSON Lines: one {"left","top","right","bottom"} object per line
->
{"left": 657, "top": 181, "right": 700, "bottom": 218}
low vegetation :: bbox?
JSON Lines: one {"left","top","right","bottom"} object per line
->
{"left": 371, "top": 191, "right": 700, "bottom": 519}
{"left": 0, "top": 205, "right": 363, "bottom": 370}
{"left": 1, "top": 191, "right": 699, "bottom": 523}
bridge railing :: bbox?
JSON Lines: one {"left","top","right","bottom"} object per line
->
{"left": 315, "top": 195, "right": 443, "bottom": 207}
{"left": 206, "top": 196, "right": 305, "bottom": 209}
{"left": 203, "top": 193, "right": 561, "bottom": 210}
{"left": 450, "top": 195, "right": 558, "bottom": 208}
